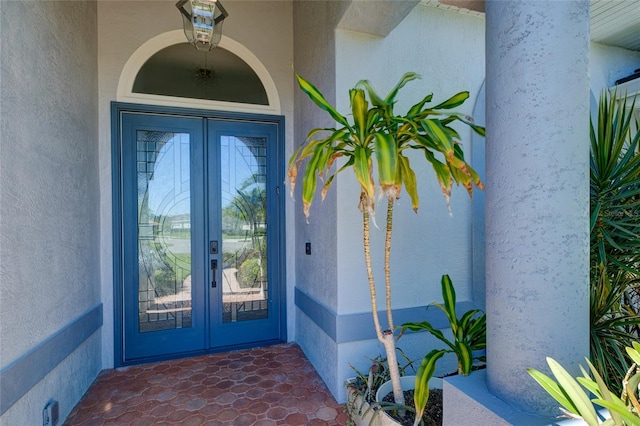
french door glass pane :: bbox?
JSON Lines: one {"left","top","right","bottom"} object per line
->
{"left": 220, "top": 135, "right": 268, "bottom": 323}
{"left": 137, "top": 130, "right": 193, "bottom": 333}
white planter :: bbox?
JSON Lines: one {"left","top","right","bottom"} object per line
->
{"left": 375, "top": 375, "right": 413, "bottom": 404}
{"left": 374, "top": 376, "right": 443, "bottom": 425}
{"left": 345, "top": 377, "right": 405, "bottom": 426}
{"left": 375, "top": 376, "right": 443, "bottom": 403}
{"left": 346, "top": 376, "right": 443, "bottom": 426}
{"left": 346, "top": 393, "right": 403, "bottom": 426}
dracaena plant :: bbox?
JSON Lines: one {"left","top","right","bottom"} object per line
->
{"left": 397, "top": 275, "right": 485, "bottom": 425}
{"left": 288, "top": 72, "right": 485, "bottom": 407}
{"left": 527, "top": 342, "right": 640, "bottom": 425}
{"left": 399, "top": 274, "right": 486, "bottom": 376}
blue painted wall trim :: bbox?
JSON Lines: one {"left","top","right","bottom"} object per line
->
{"left": 0, "top": 303, "right": 103, "bottom": 415}
{"left": 295, "top": 288, "right": 338, "bottom": 341}
{"left": 295, "top": 287, "right": 475, "bottom": 343}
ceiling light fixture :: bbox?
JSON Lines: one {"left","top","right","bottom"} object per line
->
{"left": 176, "top": 0, "right": 228, "bottom": 51}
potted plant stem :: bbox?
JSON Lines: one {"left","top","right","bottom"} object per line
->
{"left": 289, "top": 72, "right": 485, "bottom": 410}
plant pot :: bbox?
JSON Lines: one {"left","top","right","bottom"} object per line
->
{"left": 374, "top": 376, "right": 443, "bottom": 425}
{"left": 345, "top": 378, "right": 382, "bottom": 426}
{"left": 345, "top": 378, "right": 405, "bottom": 426}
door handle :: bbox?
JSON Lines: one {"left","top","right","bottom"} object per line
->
{"left": 211, "top": 259, "right": 217, "bottom": 288}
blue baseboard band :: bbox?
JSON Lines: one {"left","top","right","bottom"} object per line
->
{"left": 295, "top": 287, "right": 475, "bottom": 343}
{"left": 0, "top": 303, "right": 103, "bottom": 415}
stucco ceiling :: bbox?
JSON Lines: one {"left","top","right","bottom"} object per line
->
{"left": 423, "top": 0, "right": 640, "bottom": 52}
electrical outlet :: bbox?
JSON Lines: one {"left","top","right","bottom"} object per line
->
{"left": 43, "top": 400, "right": 59, "bottom": 426}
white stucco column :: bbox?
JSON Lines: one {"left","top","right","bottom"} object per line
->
{"left": 485, "top": 0, "right": 590, "bottom": 416}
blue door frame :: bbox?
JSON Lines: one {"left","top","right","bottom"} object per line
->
{"left": 111, "top": 102, "right": 286, "bottom": 366}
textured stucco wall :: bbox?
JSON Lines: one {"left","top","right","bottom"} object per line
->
{"left": 291, "top": 0, "right": 350, "bottom": 401}
{"left": 0, "top": 0, "right": 101, "bottom": 422}
{"left": 0, "top": 333, "right": 102, "bottom": 425}
{"left": 292, "top": 0, "right": 349, "bottom": 311}
{"left": 295, "top": 308, "right": 339, "bottom": 397}
{"left": 97, "top": 0, "right": 294, "bottom": 367}
{"left": 335, "top": 4, "right": 485, "bottom": 314}
{"left": 485, "top": 1, "right": 590, "bottom": 416}
{"left": 591, "top": 42, "right": 640, "bottom": 94}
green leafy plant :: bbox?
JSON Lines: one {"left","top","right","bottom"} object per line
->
{"left": 289, "top": 72, "right": 484, "bottom": 408}
{"left": 400, "top": 274, "right": 486, "bottom": 376}
{"left": 590, "top": 91, "right": 640, "bottom": 394}
{"left": 411, "top": 349, "right": 445, "bottom": 426}
{"left": 238, "top": 257, "right": 264, "bottom": 288}
{"left": 591, "top": 92, "right": 640, "bottom": 273}
{"left": 527, "top": 341, "right": 640, "bottom": 425}
{"left": 345, "top": 349, "right": 442, "bottom": 426}
{"left": 591, "top": 266, "right": 640, "bottom": 395}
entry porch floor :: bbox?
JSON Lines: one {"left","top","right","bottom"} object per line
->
{"left": 63, "top": 343, "right": 347, "bottom": 425}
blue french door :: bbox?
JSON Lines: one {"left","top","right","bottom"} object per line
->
{"left": 118, "top": 110, "right": 283, "bottom": 363}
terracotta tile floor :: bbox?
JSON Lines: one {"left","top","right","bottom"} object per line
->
{"left": 64, "top": 343, "right": 348, "bottom": 425}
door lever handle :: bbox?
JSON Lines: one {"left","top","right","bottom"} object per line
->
{"left": 211, "top": 259, "right": 217, "bottom": 288}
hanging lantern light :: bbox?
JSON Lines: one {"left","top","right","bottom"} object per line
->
{"left": 176, "top": 0, "right": 228, "bottom": 51}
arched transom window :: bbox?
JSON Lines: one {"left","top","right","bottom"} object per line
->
{"left": 117, "top": 31, "right": 280, "bottom": 114}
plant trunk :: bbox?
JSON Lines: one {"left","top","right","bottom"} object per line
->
{"left": 385, "top": 197, "right": 394, "bottom": 335}
{"left": 382, "top": 330, "right": 404, "bottom": 407}
{"left": 383, "top": 197, "right": 404, "bottom": 406}
{"left": 362, "top": 195, "right": 405, "bottom": 408}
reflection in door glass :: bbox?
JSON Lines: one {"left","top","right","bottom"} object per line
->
{"left": 220, "top": 135, "right": 268, "bottom": 323}
{"left": 137, "top": 131, "right": 192, "bottom": 332}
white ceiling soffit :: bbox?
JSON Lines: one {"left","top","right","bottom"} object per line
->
{"left": 420, "top": 0, "right": 483, "bottom": 16}
{"left": 421, "top": 0, "right": 640, "bottom": 52}
{"left": 591, "top": 0, "right": 640, "bottom": 52}
{"left": 337, "top": 0, "right": 421, "bottom": 37}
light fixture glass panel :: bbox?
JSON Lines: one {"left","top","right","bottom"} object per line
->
{"left": 176, "top": 0, "right": 227, "bottom": 52}
{"left": 192, "top": 1, "right": 215, "bottom": 43}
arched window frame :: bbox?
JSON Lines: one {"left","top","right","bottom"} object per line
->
{"left": 117, "top": 30, "right": 281, "bottom": 115}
